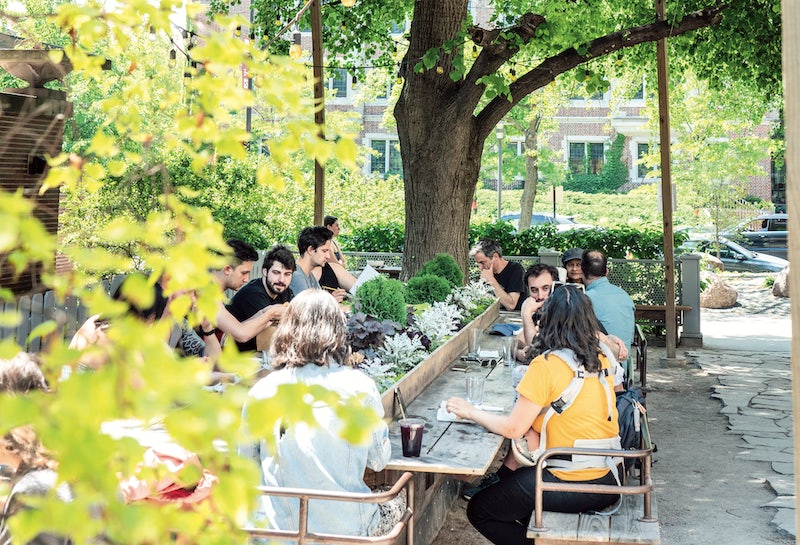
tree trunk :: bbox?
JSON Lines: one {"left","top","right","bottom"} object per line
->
{"left": 518, "top": 115, "right": 541, "bottom": 232}
{"left": 395, "top": 0, "right": 482, "bottom": 278}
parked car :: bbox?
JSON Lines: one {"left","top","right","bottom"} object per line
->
{"left": 680, "top": 237, "right": 788, "bottom": 273}
{"left": 501, "top": 212, "right": 594, "bottom": 232}
{"left": 727, "top": 213, "right": 788, "bottom": 260}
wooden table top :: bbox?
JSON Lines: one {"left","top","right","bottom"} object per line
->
{"left": 385, "top": 327, "right": 519, "bottom": 476}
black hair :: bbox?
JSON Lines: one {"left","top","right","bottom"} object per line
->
{"left": 226, "top": 239, "right": 259, "bottom": 266}
{"left": 297, "top": 226, "right": 333, "bottom": 254}
{"left": 323, "top": 215, "right": 338, "bottom": 227}
{"left": 524, "top": 263, "right": 559, "bottom": 285}
{"left": 262, "top": 244, "right": 296, "bottom": 272}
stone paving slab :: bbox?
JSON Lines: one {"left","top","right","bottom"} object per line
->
{"left": 696, "top": 347, "right": 796, "bottom": 538}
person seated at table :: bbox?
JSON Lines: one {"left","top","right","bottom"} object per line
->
{"left": 313, "top": 261, "right": 357, "bottom": 294}
{"left": 516, "top": 264, "right": 560, "bottom": 361}
{"left": 243, "top": 289, "right": 394, "bottom": 538}
{"left": 226, "top": 244, "right": 296, "bottom": 352}
{"left": 461, "top": 268, "right": 626, "bottom": 500}
{"left": 561, "top": 247, "right": 584, "bottom": 284}
{"left": 290, "top": 226, "right": 348, "bottom": 303}
{"left": 445, "top": 285, "right": 621, "bottom": 545}
{"left": 469, "top": 239, "right": 525, "bottom": 311}
{"left": 324, "top": 215, "right": 347, "bottom": 268}
{"left": 0, "top": 359, "right": 72, "bottom": 545}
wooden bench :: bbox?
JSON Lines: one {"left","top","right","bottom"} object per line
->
{"left": 243, "top": 471, "right": 415, "bottom": 545}
{"left": 634, "top": 304, "right": 691, "bottom": 337}
{"left": 526, "top": 416, "right": 659, "bottom": 545}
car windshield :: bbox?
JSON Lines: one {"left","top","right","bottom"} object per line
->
{"left": 697, "top": 239, "right": 756, "bottom": 260}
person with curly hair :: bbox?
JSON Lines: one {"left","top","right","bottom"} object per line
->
{"left": 243, "top": 289, "right": 394, "bottom": 538}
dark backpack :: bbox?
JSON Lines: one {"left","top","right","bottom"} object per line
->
{"left": 616, "top": 387, "right": 647, "bottom": 454}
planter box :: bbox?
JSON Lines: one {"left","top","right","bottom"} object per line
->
{"left": 380, "top": 300, "right": 500, "bottom": 420}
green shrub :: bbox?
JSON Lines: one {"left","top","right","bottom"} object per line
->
{"left": 415, "top": 253, "right": 463, "bottom": 287}
{"left": 405, "top": 274, "right": 452, "bottom": 305}
{"left": 354, "top": 276, "right": 407, "bottom": 324}
{"left": 342, "top": 222, "right": 405, "bottom": 252}
{"left": 764, "top": 276, "right": 776, "bottom": 288}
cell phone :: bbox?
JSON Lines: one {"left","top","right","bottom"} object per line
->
{"left": 451, "top": 363, "right": 469, "bottom": 372}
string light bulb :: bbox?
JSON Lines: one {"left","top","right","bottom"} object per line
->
{"left": 289, "top": 31, "right": 303, "bottom": 59}
{"left": 342, "top": 0, "right": 356, "bottom": 6}
{"left": 235, "top": 25, "right": 242, "bottom": 37}
{"left": 509, "top": 68, "right": 517, "bottom": 81}
{"left": 169, "top": 49, "right": 177, "bottom": 66}
{"left": 472, "top": 44, "right": 478, "bottom": 58}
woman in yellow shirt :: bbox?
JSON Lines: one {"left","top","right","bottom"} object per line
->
{"left": 446, "top": 285, "right": 620, "bottom": 544}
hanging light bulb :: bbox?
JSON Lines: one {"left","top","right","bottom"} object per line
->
{"left": 472, "top": 44, "right": 478, "bottom": 59}
{"left": 289, "top": 31, "right": 303, "bottom": 59}
{"left": 235, "top": 25, "right": 242, "bottom": 37}
{"left": 341, "top": 0, "right": 356, "bottom": 7}
{"left": 509, "top": 68, "right": 517, "bottom": 81}
{"left": 169, "top": 49, "right": 177, "bottom": 66}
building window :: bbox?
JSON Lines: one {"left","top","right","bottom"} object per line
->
{"left": 370, "top": 139, "right": 402, "bottom": 177}
{"left": 329, "top": 68, "right": 349, "bottom": 98}
{"left": 569, "top": 142, "right": 604, "bottom": 174}
{"left": 637, "top": 143, "right": 650, "bottom": 178}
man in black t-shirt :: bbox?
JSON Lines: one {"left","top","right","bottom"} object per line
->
{"left": 226, "top": 245, "right": 295, "bottom": 352}
{"left": 469, "top": 239, "right": 525, "bottom": 311}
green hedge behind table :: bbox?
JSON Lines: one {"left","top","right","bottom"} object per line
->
{"left": 343, "top": 221, "right": 686, "bottom": 260}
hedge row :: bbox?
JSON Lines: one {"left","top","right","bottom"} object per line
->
{"left": 341, "top": 221, "right": 686, "bottom": 260}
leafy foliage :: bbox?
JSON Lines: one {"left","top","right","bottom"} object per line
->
{"left": 345, "top": 312, "right": 402, "bottom": 353}
{"left": 353, "top": 276, "right": 407, "bottom": 325}
{"left": 414, "top": 253, "right": 464, "bottom": 287}
{"left": 342, "top": 222, "right": 405, "bottom": 252}
{"left": 404, "top": 274, "right": 452, "bottom": 305}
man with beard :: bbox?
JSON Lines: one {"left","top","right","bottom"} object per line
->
{"left": 226, "top": 244, "right": 296, "bottom": 352}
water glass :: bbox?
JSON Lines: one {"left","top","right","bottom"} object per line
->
{"left": 466, "top": 375, "right": 485, "bottom": 406}
{"left": 468, "top": 328, "right": 481, "bottom": 356}
{"left": 502, "top": 336, "right": 517, "bottom": 366}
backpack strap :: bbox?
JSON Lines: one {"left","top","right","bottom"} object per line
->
{"left": 524, "top": 348, "right": 618, "bottom": 470}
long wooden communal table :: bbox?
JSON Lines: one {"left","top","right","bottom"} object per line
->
{"left": 381, "top": 311, "right": 520, "bottom": 544}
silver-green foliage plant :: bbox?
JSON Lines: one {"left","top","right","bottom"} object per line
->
{"left": 411, "top": 301, "right": 464, "bottom": 349}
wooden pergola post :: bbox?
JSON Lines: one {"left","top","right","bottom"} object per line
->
{"left": 780, "top": 0, "right": 800, "bottom": 536}
{"left": 310, "top": 0, "right": 325, "bottom": 225}
{"left": 655, "top": 0, "right": 684, "bottom": 366}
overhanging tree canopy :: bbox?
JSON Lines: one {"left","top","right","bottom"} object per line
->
{"left": 229, "top": 0, "right": 781, "bottom": 275}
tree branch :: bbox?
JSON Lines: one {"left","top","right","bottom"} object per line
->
{"left": 474, "top": 3, "right": 727, "bottom": 141}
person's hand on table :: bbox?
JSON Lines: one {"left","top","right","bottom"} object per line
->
{"left": 445, "top": 397, "right": 474, "bottom": 421}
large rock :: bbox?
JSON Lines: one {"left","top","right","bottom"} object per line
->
{"left": 772, "top": 265, "right": 790, "bottom": 298}
{"left": 700, "top": 274, "right": 738, "bottom": 308}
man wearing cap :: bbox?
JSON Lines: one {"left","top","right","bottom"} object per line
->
{"left": 469, "top": 239, "right": 525, "bottom": 311}
{"left": 561, "top": 247, "right": 584, "bottom": 283}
